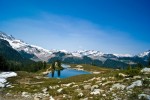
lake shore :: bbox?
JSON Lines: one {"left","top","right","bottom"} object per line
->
{"left": 0, "top": 65, "right": 150, "bottom": 100}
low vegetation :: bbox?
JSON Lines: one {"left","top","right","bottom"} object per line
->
{"left": 0, "top": 63, "right": 149, "bottom": 100}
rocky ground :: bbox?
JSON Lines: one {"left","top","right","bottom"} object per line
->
{"left": 0, "top": 65, "right": 150, "bottom": 100}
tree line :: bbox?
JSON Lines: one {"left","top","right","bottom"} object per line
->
{"left": 0, "top": 55, "right": 47, "bottom": 72}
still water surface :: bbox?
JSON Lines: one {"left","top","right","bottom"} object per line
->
{"left": 47, "top": 64, "right": 91, "bottom": 78}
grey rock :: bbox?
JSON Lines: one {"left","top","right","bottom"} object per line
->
{"left": 91, "top": 85, "right": 99, "bottom": 91}
{"left": 83, "top": 85, "right": 91, "bottom": 90}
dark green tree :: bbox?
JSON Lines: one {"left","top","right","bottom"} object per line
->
{"left": 43, "top": 61, "right": 47, "bottom": 69}
{"left": 52, "top": 62, "right": 55, "bottom": 70}
{"left": 127, "top": 65, "right": 132, "bottom": 70}
{"left": 148, "top": 57, "right": 150, "bottom": 66}
{"left": 58, "top": 70, "right": 60, "bottom": 77}
{"left": 137, "top": 63, "right": 143, "bottom": 69}
{"left": 0, "top": 55, "right": 8, "bottom": 71}
{"left": 57, "top": 60, "right": 61, "bottom": 68}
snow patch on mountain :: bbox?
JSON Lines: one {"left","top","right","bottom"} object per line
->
{"left": 72, "top": 52, "right": 82, "bottom": 57}
{"left": 73, "top": 50, "right": 104, "bottom": 57}
{"left": 30, "top": 45, "right": 51, "bottom": 53}
{"left": 0, "top": 31, "right": 52, "bottom": 61}
{"left": 113, "top": 54, "right": 133, "bottom": 57}
{"left": 138, "top": 50, "right": 150, "bottom": 57}
{"left": 59, "top": 49, "right": 68, "bottom": 53}
{"left": 0, "top": 31, "right": 149, "bottom": 66}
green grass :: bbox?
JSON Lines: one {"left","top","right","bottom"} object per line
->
{"left": 5, "top": 64, "right": 112, "bottom": 94}
{"left": 2, "top": 64, "right": 149, "bottom": 100}
{"left": 70, "top": 64, "right": 112, "bottom": 72}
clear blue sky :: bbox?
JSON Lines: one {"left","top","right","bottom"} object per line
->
{"left": 0, "top": 0, "right": 150, "bottom": 54}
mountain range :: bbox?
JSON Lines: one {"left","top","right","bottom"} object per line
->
{"left": 0, "top": 31, "right": 149, "bottom": 68}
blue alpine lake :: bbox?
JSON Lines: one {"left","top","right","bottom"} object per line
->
{"left": 47, "top": 64, "right": 91, "bottom": 78}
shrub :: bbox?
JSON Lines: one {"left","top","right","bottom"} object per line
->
{"left": 125, "top": 69, "right": 140, "bottom": 77}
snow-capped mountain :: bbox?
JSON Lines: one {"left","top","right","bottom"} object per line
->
{"left": 76, "top": 50, "right": 104, "bottom": 56}
{"left": 137, "top": 50, "right": 150, "bottom": 62}
{"left": 138, "top": 50, "right": 150, "bottom": 58}
{"left": 0, "top": 31, "right": 149, "bottom": 68}
{"left": 113, "top": 54, "right": 133, "bottom": 57}
{"left": 0, "top": 31, "right": 135, "bottom": 60}
{"left": 71, "top": 50, "right": 134, "bottom": 63}
{"left": 0, "top": 31, "right": 54, "bottom": 61}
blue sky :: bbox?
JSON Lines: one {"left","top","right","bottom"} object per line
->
{"left": 0, "top": 0, "right": 150, "bottom": 54}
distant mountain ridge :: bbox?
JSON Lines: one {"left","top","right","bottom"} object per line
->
{"left": 0, "top": 31, "right": 149, "bottom": 68}
{"left": 0, "top": 38, "right": 35, "bottom": 71}
{"left": 0, "top": 31, "right": 53, "bottom": 61}
{"left": 0, "top": 39, "right": 24, "bottom": 61}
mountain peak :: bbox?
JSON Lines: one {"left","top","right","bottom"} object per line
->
{"left": 0, "top": 31, "right": 8, "bottom": 37}
{"left": 59, "top": 50, "right": 68, "bottom": 53}
{"left": 0, "top": 31, "right": 15, "bottom": 40}
{"left": 138, "top": 50, "right": 150, "bottom": 57}
{"left": 113, "top": 54, "right": 133, "bottom": 57}
{"left": 0, "top": 31, "right": 53, "bottom": 61}
{"left": 1, "top": 31, "right": 150, "bottom": 64}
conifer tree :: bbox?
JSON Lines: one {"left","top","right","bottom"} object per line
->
{"left": 148, "top": 57, "right": 150, "bottom": 67}
{"left": 43, "top": 61, "right": 47, "bottom": 69}
{"left": 137, "top": 63, "right": 143, "bottom": 69}
{"left": 0, "top": 55, "right": 8, "bottom": 71}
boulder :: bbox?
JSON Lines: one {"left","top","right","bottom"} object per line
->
{"left": 80, "top": 98, "right": 88, "bottom": 100}
{"left": 138, "top": 94, "right": 150, "bottom": 100}
{"left": 102, "top": 94, "right": 106, "bottom": 97}
{"left": 91, "top": 85, "right": 99, "bottom": 91}
{"left": 102, "top": 81, "right": 113, "bottom": 86}
{"left": 50, "top": 85, "right": 59, "bottom": 89}
{"left": 42, "top": 88, "right": 48, "bottom": 93}
{"left": 88, "top": 77, "right": 96, "bottom": 81}
{"left": 111, "top": 83, "right": 126, "bottom": 90}
{"left": 101, "top": 78, "right": 106, "bottom": 81}
{"left": 57, "top": 88, "right": 63, "bottom": 93}
{"left": 62, "top": 82, "right": 75, "bottom": 87}
{"left": 90, "top": 89, "right": 101, "bottom": 95}
{"left": 76, "top": 65, "right": 83, "bottom": 68}
{"left": 75, "top": 89, "right": 82, "bottom": 93}
{"left": 83, "top": 85, "right": 91, "bottom": 90}
{"left": 133, "top": 76, "right": 141, "bottom": 79}
{"left": 93, "top": 72, "right": 100, "bottom": 74}
{"left": 72, "top": 85, "right": 79, "bottom": 88}
{"left": 49, "top": 96, "right": 55, "bottom": 100}
{"left": 78, "top": 92, "right": 84, "bottom": 97}
{"left": 6, "top": 93, "right": 12, "bottom": 96}
{"left": 21, "top": 92, "right": 30, "bottom": 98}
{"left": 118, "top": 73, "right": 128, "bottom": 77}
{"left": 34, "top": 96, "right": 42, "bottom": 100}
{"left": 141, "top": 68, "right": 150, "bottom": 74}
{"left": 126, "top": 80, "right": 142, "bottom": 90}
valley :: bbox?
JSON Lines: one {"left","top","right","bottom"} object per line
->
{"left": 0, "top": 64, "right": 150, "bottom": 100}
{"left": 0, "top": 32, "right": 150, "bottom": 100}
{"left": 0, "top": 31, "right": 150, "bottom": 69}
{"left": 0, "top": 0, "right": 150, "bottom": 99}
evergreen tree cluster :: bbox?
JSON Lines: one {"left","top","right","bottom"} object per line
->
{"left": 148, "top": 56, "right": 150, "bottom": 67}
{"left": 0, "top": 39, "right": 47, "bottom": 72}
{"left": 0, "top": 54, "right": 47, "bottom": 72}
{"left": 51, "top": 60, "right": 63, "bottom": 70}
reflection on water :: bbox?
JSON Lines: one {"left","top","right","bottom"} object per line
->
{"left": 51, "top": 71, "right": 54, "bottom": 77}
{"left": 58, "top": 70, "right": 60, "bottom": 77}
{"left": 51, "top": 70, "right": 61, "bottom": 77}
{"left": 48, "top": 64, "right": 90, "bottom": 78}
